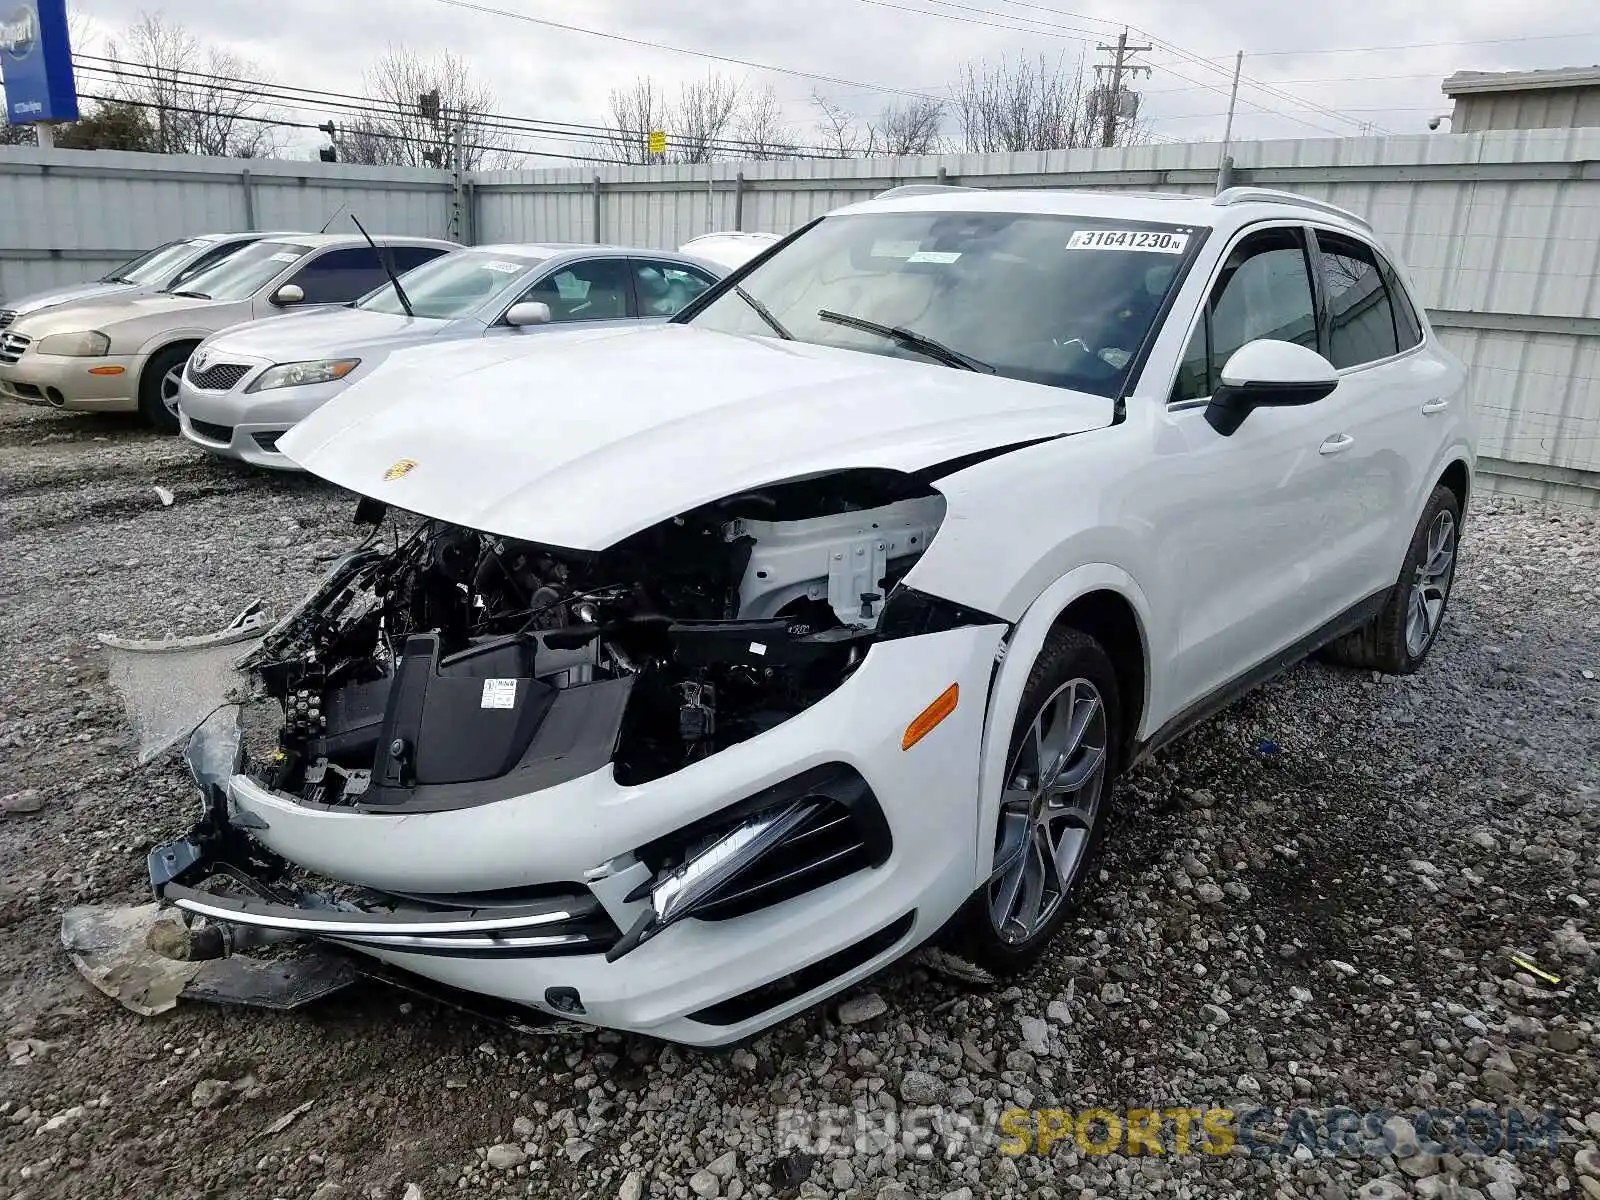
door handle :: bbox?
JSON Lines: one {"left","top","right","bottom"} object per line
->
{"left": 1421, "top": 398, "right": 1450, "bottom": 415}
{"left": 1319, "top": 434, "right": 1355, "bottom": 456}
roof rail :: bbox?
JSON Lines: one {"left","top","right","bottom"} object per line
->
{"left": 873, "top": 183, "right": 985, "bottom": 199}
{"left": 1211, "top": 187, "right": 1372, "bottom": 231}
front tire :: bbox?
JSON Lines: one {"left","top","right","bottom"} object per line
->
{"left": 942, "top": 627, "right": 1121, "bottom": 975}
{"left": 1321, "top": 485, "right": 1461, "bottom": 675}
{"left": 138, "top": 344, "right": 193, "bottom": 433}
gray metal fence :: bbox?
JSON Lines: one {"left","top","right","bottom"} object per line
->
{"left": 5, "top": 130, "right": 1599, "bottom": 504}
{"left": 0, "top": 146, "right": 456, "bottom": 298}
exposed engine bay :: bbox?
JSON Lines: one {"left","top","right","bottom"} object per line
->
{"left": 240, "top": 470, "right": 946, "bottom": 808}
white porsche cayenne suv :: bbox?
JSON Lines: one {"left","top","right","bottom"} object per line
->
{"left": 136, "top": 186, "right": 1473, "bottom": 1045}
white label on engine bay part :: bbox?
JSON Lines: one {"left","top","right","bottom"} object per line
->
{"left": 481, "top": 678, "right": 518, "bottom": 709}
{"left": 748, "top": 642, "right": 767, "bottom": 656}
{"left": 1066, "top": 229, "right": 1189, "bottom": 254}
{"left": 907, "top": 250, "right": 961, "bottom": 263}
{"left": 480, "top": 260, "right": 523, "bottom": 273}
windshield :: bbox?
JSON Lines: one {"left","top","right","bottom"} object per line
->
{"left": 168, "top": 240, "right": 312, "bottom": 302}
{"left": 687, "top": 211, "right": 1200, "bottom": 396}
{"left": 356, "top": 249, "right": 546, "bottom": 318}
{"left": 105, "top": 239, "right": 203, "bottom": 286}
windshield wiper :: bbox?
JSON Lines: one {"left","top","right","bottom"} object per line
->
{"left": 102, "top": 275, "right": 135, "bottom": 284}
{"left": 735, "top": 286, "right": 791, "bottom": 339}
{"left": 168, "top": 289, "right": 211, "bottom": 300}
{"left": 352, "top": 214, "right": 414, "bottom": 318}
{"left": 817, "top": 309, "right": 993, "bottom": 373}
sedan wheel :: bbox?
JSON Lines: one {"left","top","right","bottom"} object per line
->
{"left": 990, "top": 678, "right": 1108, "bottom": 945}
{"left": 160, "top": 363, "right": 185, "bottom": 418}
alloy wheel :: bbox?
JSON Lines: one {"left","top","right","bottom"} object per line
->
{"left": 989, "top": 677, "right": 1109, "bottom": 944}
{"left": 161, "top": 364, "right": 185, "bottom": 417}
{"left": 1405, "top": 510, "right": 1456, "bottom": 658}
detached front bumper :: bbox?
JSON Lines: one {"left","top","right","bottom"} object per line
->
{"left": 0, "top": 352, "right": 139, "bottom": 410}
{"left": 148, "top": 624, "right": 1005, "bottom": 1045}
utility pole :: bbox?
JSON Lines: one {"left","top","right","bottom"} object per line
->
{"left": 1095, "top": 29, "right": 1152, "bottom": 148}
{"left": 1216, "top": 51, "right": 1244, "bottom": 192}
{"left": 450, "top": 112, "right": 467, "bottom": 242}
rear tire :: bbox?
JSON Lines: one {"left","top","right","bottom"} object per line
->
{"left": 138, "top": 344, "right": 194, "bottom": 433}
{"left": 1320, "top": 484, "right": 1461, "bottom": 674}
{"left": 941, "top": 627, "right": 1121, "bottom": 976}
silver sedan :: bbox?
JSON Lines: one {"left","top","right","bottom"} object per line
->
{"left": 177, "top": 244, "right": 728, "bottom": 470}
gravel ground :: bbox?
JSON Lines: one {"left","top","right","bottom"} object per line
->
{"left": 0, "top": 396, "right": 1597, "bottom": 1200}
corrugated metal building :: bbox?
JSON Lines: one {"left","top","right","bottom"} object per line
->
{"left": 1444, "top": 66, "right": 1600, "bottom": 132}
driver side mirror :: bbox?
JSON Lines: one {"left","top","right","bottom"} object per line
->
{"left": 505, "top": 301, "right": 552, "bottom": 327}
{"left": 271, "top": 283, "right": 305, "bottom": 307}
{"left": 1205, "top": 339, "right": 1338, "bottom": 436}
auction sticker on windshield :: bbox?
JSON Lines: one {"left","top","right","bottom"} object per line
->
{"left": 481, "top": 260, "right": 523, "bottom": 274}
{"left": 1066, "top": 229, "right": 1189, "bottom": 254}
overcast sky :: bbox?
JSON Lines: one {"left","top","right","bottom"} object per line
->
{"left": 54, "top": 0, "right": 1600, "bottom": 160}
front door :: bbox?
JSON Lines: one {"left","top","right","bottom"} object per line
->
{"left": 1153, "top": 224, "right": 1366, "bottom": 711}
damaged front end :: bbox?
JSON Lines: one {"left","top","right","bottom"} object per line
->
{"left": 124, "top": 469, "right": 1006, "bottom": 1036}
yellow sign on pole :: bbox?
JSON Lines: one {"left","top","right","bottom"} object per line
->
{"left": 647, "top": 129, "right": 666, "bottom": 155}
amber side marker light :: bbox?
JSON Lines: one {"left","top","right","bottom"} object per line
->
{"left": 88, "top": 366, "right": 125, "bottom": 376}
{"left": 903, "top": 683, "right": 959, "bottom": 751}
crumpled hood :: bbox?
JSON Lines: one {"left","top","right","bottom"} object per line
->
{"left": 280, "top": 323, "right": 1113, "bottom": 550}
{"left": 200, "top": 306, "right": 454, "bottom": 362}
{"left": 3, "top": 280, "right": 138, "bottom": 316}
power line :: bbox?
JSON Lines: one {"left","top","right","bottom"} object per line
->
{"left": 425, "top": 0, "right": 945, "bottom": 103}
{"left": 1239, "top": 29, "right": 1600, "bottom": 57}
{"left": 74, "top": 55, "right": 852, "bottom": 160}
{"left": 916, "top": 0, "right": 1388, "bottom": 132}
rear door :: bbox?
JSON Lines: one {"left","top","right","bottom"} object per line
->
{"left": 629, "top": 258, "right": 720, "bottom": 318}
{"left": 1306, "top": 226, "right": 1436, "bottom": 594}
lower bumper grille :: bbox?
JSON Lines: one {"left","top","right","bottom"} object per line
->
{"left": 188, "top": 416, "right": 234, "bottom": 443}
{"left": 252, "top": 430, "right": 283, "bottom": 452}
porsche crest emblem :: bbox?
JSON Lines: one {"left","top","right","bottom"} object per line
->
{"left": 383, "top": 458, "right": 418, "bottom": 482}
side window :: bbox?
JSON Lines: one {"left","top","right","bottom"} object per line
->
{"left": 1381, "top": 260, "right": 1425, "bottom": 351}
{"left": 633, "top": 260, "right": 716, "bottom": 316}
{"left": 1171, "top": 227, "right": 1317, "bottom": 402}
{"left": 518, "top": 258, "right": 634, "bottom": 321}
{"left": 391, "top": 245, "right": 448, "bottom": 274}
{"left": 173, "top": 240, "right": 244, "bottom": 285}
{"left": 285, "top": 247, "right": 390, "bottom": 304}
{"left": 1313, "top": 231, "right": 1400, "bottom": 368}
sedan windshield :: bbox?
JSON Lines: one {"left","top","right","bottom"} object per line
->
{"left": 687, "top": 211, "right": 1200, "bottom": 396}
{"left": 168, "top": 241, "right": 312, "bottom": 302}
{"left": 104, "top": 239, "right": 201, "bottom": 286}
{"left": 357, "top": 249, "right": 547, "bottom": 318}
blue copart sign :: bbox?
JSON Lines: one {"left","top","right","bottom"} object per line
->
{"left": 1, "top": 0, "right": 80, "bottom": 125}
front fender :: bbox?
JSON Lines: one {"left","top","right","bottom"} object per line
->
{"left": 970, "top": 563, "right": 1157, "bottom": 891}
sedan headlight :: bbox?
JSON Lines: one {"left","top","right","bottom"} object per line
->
{"left": 36, "top": 331, "right": 111, "bottom": 357}
{"left": 247, "top": 359, "right": 361, "bottom": 392}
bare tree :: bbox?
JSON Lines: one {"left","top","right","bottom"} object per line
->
{"left": 953, "top": 53, "right": 1103, "bottom": 152}
{"left": 877, "top": 97, "right": 945, "bottom": 156}
{"left": 732, "top": 84, "right": 799, "bottom": 161}
{"left": 338, "top": 45, "right": 506, "bottom": 170}
{"left": 596, "top": 77, "right": 669, "bottom": 165}
{"left": 810, "top": 91, "right": 877, "bottom": 158}
{"left": 104, "top": 13, "right": 280, "bottom": 158}
{"left": 669, "top": 72, "right": 742, "bottom": 164}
